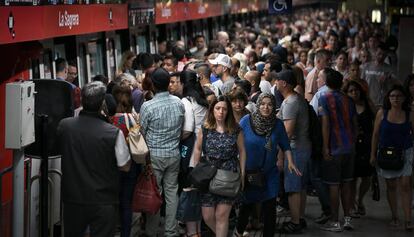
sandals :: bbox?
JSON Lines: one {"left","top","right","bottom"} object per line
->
{"left": 281, "top": 221, "right": 302, "bottom": 234}
{"left": 186, "top": 233, "right": 201, "bottom": 237}
{"left": 357, "top": 205, "right": 366, "bottom": 216}
{"left": 389, "top": 218, "right": 401, "bottom": 227}
{"left": 405, "top": 221, "right": 413, "bottom": 232}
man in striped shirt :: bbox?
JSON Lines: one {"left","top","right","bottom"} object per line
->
{"left": 140, "top": 67, "right": 185, "bottom": 237}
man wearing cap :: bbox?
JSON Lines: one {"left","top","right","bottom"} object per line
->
{"left": 140, "top": 67, "right": 185, "bottom": 237}
{"left": 276, "top": 70, "right": 311, "bottom": 234}
{"left": 209, "top": 53, "right": 235, "bottom": 95}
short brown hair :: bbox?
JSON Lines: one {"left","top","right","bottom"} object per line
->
{"left": 228, "top": 87, "right": 248, "bottom": 105}
{"left": 204, "top": 95, "right": 239, "bottom": 134}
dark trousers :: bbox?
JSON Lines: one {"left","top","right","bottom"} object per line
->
{"left": 119, "top": 163, "right": 140, "bottom": 237}
{"left": 236, "top": 198, "right": 276, "bottom": 237}
{"left": 63, "top": 202, "right": 118, "bottom": 237}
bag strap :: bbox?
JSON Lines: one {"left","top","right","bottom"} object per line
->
{"left": 124, "top": 113, "right": 130, "bottom": 131}
{"left": 261, "top": 149, "right": 267, "bottom": 170}
{"left": 202, "top": 126, "right": 207, "bottom": 155}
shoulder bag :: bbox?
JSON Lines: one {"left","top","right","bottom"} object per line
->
{"left": 132, "top": 157, "right": 162, "bottom": 214}
{"left": 377, "top": 147, "right": 404, "bottom": 170}
{"left": 189, "top": 127, "right": 217, "bottom": 192}
{"left": 246, "top": 149, "right": 267, "bottom": 188}
{"left": 124, "top": 113, "right": 149, "bottom": 164}
{"left": 209, "top": 165, "right": 241, "bottom": 198}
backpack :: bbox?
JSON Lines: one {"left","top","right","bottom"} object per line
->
{"left": 307, "top": 103, "right": 323, "bottom": 159}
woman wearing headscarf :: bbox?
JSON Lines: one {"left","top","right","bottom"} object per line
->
{"left": 234, "top": 93, "right": 300, "bottom": 237}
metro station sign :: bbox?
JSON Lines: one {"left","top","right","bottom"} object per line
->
{"left": 268, "top": 0, "right": 292, "bottom": 14}
{"left": 0, "top": 4, "right": 128, "bottom": 45}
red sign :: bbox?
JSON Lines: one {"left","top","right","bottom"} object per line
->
{"left": 0, "top": 4, "right": 128, "bottom": 45}
{"left": 155, "top": 0, "right": 223, "bottom": 25}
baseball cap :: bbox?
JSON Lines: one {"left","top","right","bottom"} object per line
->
{"left": 151, "top": 67, "right": 171, "bottom": 90}
{"left": 255, "top": 62, "right": 265, "bottom": 74}
{"left": 208, "top": 53, "right": 232, "bottom": 69}
{"left": 276, "top": 70, "right": 297, "bottom": 87}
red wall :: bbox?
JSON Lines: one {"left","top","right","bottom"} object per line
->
{"left": 0, "top": 42, "right": 36, "bottom": 237}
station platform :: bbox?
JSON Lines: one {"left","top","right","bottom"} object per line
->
{"left": 116, "top": 179, "right": 414, "bottom": 237}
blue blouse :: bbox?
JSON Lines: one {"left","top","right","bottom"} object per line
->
{"left": 240, "top": 115, "right": 291, "bottom": 203}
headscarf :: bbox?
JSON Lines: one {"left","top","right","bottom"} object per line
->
{"left": 250, "top": 93, "right": 278, "bottom": 151}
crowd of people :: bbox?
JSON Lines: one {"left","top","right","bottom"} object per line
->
{"left": 56, "top": 8, "right": 414, "bottom": 237}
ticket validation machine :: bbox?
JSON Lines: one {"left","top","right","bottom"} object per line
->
{"left": 5, "top": 81, "right": 36, "bottom": 237}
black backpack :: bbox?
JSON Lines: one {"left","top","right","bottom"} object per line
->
{"left": 307, "top": 103, "right": 323, "bottom": 159}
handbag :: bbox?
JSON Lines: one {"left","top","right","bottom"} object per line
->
{"left": 371, "top": 173, "right": 380, "bottom": 201}
{"left": 176, "top": 189, "right": 202, "bottom": 222}
{"left": 189, "top": 127, "right": 217, "bottom": 192}
{"left": 125, "top": 113, "right": 149, "bottom": 164}
{"left": 132, "top": 161, "right": 163, "bottom": 214}
{"left": 377, "top": 147, "right": 404, "bottom": 170}
{"left": 189, "top": 159, "right": 217, "bottom": 192}
{"left": 209, "top": 167, "right": 241, "bottom": 198}
{"left": 246, "top": 148, "right": 267, "bottom": 188}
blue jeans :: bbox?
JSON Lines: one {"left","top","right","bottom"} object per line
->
{"left": 119, "top": 162, "right": 141, "bottom": 237}
{"left": 284, "top": 148, "right": 311, "bottom": 192}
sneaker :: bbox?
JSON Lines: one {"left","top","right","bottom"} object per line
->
{"left": 281, "top": 221, "right": 302, "bottom": 234}
{"left": 315, "top": 213, "right": 331, "bottom": 224}
{"left": 320, "top": 221, "right": 343, "bottom": 232}
{"left": 276, "top": 205, "right": 290, "bottom": 217}
{"left": 343, "top": 216, "right": 354, "bottom": 231}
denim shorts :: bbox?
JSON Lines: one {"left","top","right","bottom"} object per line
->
{"left": 284, "top": 148, "right": 311, "bottom": 193}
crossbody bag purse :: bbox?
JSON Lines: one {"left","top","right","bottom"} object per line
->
{"left": 246, "top": 149, "right": 267, "bottom": 188}
{"left": 189, "top": 127, "right": 217, "bottom": 192}
{"left": 377, "top": 147, "right": 404, "bottom": 170}
{"left": 208, "top": 158, "right": 241, "bottom": 198}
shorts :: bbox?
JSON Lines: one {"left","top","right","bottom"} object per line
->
{"left": 322, "top": 153, "right": 354, "bottom": 185}
{"left": 284, "top": 148, "right": 311, "bottom": 193}
{"left": 377, "top": 147, "right": 413, "bottom": 179}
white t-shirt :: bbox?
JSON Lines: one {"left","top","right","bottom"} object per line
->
{"left": 182, "top": 97, "right": 208, "bottom": 167}
{"left": 115, "top": 130, "right": 131, "bottom": 167}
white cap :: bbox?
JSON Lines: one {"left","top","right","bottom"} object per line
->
{"left": 208, "top": 54, "right": 232, "bottom": 69}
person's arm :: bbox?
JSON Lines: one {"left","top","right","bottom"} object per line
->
{"left": 139, "top": 105, "right": 149, "bottom": 137}
{"left": 370, "top": 109, "right": 383, "bottom": 166}
{"left": 181, "top": 99, "right": 195, "bottom": 140}
{"left": 115, "top": 130, "right": 131, "bottom": 172}
{"left": 283, "top": 119, "right": 296, "bottom": 140}
{"left": 277, "top": 121, "right": 301, "bottom": 176}
{"left": 237, "top": 131, "right": 246, "bottom": 190}
{"left": 192, "top": 129, "right": 203, "bottom": 166}
{"left": 284, "top": 150, "right": 301, "bottom": 176}
{"left": 280, "top": 100, "right": 298, "bottom": 140}
{"left": 321, "top": 114, "right": 331, "bottom": 160}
